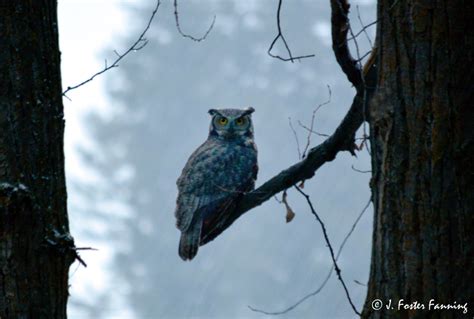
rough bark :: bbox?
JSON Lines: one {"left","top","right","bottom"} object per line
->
{"left": 0, "top": 1, "right": 75, "bottom": 318}
{"left": 363, "top": 0, "right": 474, "bottom": 318}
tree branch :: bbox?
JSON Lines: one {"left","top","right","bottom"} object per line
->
{"left": 173, "top": 0, "right": 215, "bottom": 42}
{"left": 330, "top": 0, "right": 363, "bottom": 87}
{"left": 200, "top": 0, "right": 377, "bottom": 260}
{"left": 294, "top": 186, "right": 361, "bottom": 315}
{"left": 200, "top": 62, "right": 376, "bottom": 244}
{"left": 268, "top": 0, "right": 315, "bottom": 62}
{"left": 248, "top": 197, "right": 371, "bottom": 315}
{"left": 62, "top": 0, "right": 161, "bottom": 97}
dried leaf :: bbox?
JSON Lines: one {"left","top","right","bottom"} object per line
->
{"left": 282, "top": 190, "right": 296, "bottom": 223}
{"left": 285, "top": 206, "right": 295, "bottom": 223}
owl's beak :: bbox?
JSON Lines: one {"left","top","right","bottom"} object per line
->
{"left": 222, "top": 125, "right": 236, "bottom": 138}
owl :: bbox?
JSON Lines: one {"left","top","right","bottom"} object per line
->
{"left": 175, "top": 107, "right": 258, "bottom": 261}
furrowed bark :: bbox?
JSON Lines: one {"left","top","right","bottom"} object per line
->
{"left": 362, "top": 0, "right": 474, "bottom": 317}
{"left": 0, "top": 1, "right": 75, "bottom": 317}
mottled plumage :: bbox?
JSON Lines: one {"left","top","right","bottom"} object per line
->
{"left": 175, "top": 108, "right": 258, "bottom": 260}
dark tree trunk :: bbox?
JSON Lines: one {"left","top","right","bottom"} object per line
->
{"left": 363, "top": 0, "right": 473, "bottom": 318}
{"left": 0, "top": 1, "right": 74, "bottom": 318}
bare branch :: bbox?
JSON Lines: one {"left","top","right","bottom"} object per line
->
{"left": 355, "top": 5, "right": 374, "bottom": 48}
{"left": 298, "top": 122, "right": 330, "bottom": 138}
{"left": 62, "top": 0, "right": 161, "bottom": 97}
{"left": 351, "top": 165, "right": 371, "bottom": 174}
{"left": 70, "top": 247, "right": 98, "bottom": 268}
{"left": 173, "top": 0, "right": 215, "bottom": 42}
{"left": 248, "top": 198, "right": 371, "bottom": 315}
{"left": 294, "top": 186, "right": 361, "bottom": 315}
{"left": 330, "top": 0, "right": 362, "bottom": 87}
{"left": 200, "top": 61, "right": 376, "bottom": 245}
{"left": 347, "top": 20, "right": 377, "bottom": 43}
{"left": 301, "top": 85, "right": 332, "bottom": 158}
{"left": 288, "top": 117, "right": 302, "bottom": 159}
{"left": 268, "top": 0, "right": 315, "bottom": 62}
{"left": 355, "top": 50, "right": 372, "bottom": 63}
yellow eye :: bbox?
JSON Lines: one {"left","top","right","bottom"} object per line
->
{"left": 235, "top": 117, "right": 246, "bottom": 126}
{"left": 218, "top": 117, "right": 228, "bottom": 125}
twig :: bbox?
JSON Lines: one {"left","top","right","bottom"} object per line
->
{"left": 249, "top": 198, "right": 371, "bottom": 315}
{"left": 348, "top": 24, "right": 370, "bottom": 152}
{"left": 301, "top": 85, "right": 332, "bottom": 158}
{"left": 288, "top": 117, "right": 302, "bottom": 159}
{"left": 71, "top": 247, "right": 98, "bottom": 268}
{"left": 298, "top": 122, "right": 330, "bottom": 138}
{"left": 356, "top": 50, "right": 373, "bottom": 63}
{"left": 356, "top": 5, "right": 373, "bottom": 48}
{"left": 268, "top": 0, "right": 315, "bottom": 62}
{"left": 62, "top": 0, "right": 161, "bottom": 97}
{"left": 347, "top": 20, "right": 377, "bottom": 43}
{"left": 354, "top": 280, "right": 367, "bottom": 286}
{"left": 294, "top": 186, "right": 361, "bottom": 316}
{"left": 173, "top": 0, "right": 215, "bottom": 42}
{"left": 351, "top": 165, "right": 371, "bottom": 174}
{"left": 273, "top": 195, "right": 283, "bottom": 204}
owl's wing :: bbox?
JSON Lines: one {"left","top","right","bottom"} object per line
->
{"left": 175, "top": 142, "right": 227, "bottom": 232}
{"left": 175, "top": 193, "right": 215, "bottom": 231}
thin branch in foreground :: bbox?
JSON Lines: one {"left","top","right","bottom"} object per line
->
{"left": 294, "top": 186, "right": 361, "bottom": 316}
{"left": 268, "top": 0, "right": 315, "bottom": 62}
{"left": 248, "top": 198, "right": 371, "bottom": 315}
{"left": 62, "top": 0, "right": 161, "bottom": 97}
{"left": 174, "top": 0, "right": 216, "bottom": 42}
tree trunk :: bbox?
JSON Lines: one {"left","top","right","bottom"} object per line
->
{"left": 363, "top": 0, "right": 473, "bottom": 318}
{"left": 0, "top": 1, "right": 74, "bottom": 318}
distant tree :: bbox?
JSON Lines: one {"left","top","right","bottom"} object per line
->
{"left": 0, "top": 2, "right": 74, "bottom": 318}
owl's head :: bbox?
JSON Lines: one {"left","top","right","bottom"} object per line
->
{"left": 208, "top": 107, "right": 255, "bottom": 140}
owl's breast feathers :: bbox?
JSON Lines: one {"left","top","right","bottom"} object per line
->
{"left": 175, "top": 138, "right": 257, "bottom": 237}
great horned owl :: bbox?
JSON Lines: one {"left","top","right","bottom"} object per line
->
{"left": 175, "top": 107, "right": 258, "bottom": 261}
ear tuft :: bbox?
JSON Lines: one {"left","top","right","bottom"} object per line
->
{"left": 242, "top": 107, "right": 255, "bottom": 116}
{"left": 208, "top": 109, "right": 219, "bottom": 116}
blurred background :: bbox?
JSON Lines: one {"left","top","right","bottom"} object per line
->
{"left": 59, "top": 0, "right": 376, "bottom": 318}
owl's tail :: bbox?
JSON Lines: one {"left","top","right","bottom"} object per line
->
{"left": 179, "top": 221, "right": 202, "bottom": 261}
